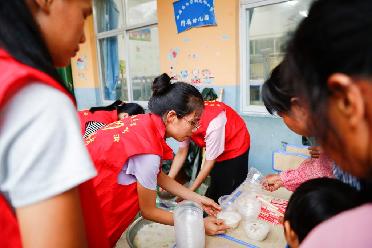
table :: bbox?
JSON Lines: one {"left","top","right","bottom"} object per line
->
{"left": 116, "top": 188, "right": 292, "bottom": 248}
{"left": 206, "top": 188, "right": 291, "bottom": 248}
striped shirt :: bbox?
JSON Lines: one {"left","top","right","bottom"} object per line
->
{"left": 83, "top": 121, "right": 106, "bottom": 138}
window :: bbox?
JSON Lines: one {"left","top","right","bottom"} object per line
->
{"left": 93, "top": 0, "right": 158, "bottom": 105}
{"left": 240, "top": 0, "right": 313, "bottom": 115}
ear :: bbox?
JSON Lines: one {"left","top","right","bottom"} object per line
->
{"left": 327, "top": 73, "right": 365, "bottom": 127}
{"left": 164, "top": 110, "right": 178, "bottom": 124}
{"left": 284, "top": 221, "right": 300, "bottom": 248}
{"left": 118, "top": 113, "right": 129, "bottom": 120}
{"left": 290, "top": 97, "right": 304, "bottom": 112}
{"left": 34, "top": 0, "right": 53, "bottom": 12}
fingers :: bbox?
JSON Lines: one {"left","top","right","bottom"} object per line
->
{"left": 309, "top": 146, "right": 322, "bottom": 158}
{"left": 204, "top": 206, "right": 219, "bottom": 217}
{"left": 278, "top": 216, "right": 284, "bottom": 225}
{"left": 215, "top": 218, "right": 224, "bottom": 224}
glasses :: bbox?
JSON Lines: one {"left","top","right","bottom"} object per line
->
{"left": 182, "top": 117, "right": 201, "bottom": 131}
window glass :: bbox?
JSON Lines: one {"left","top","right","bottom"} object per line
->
{"left": 128, "top": 26, "right": 159, "bottom": 101}
{"left": 99, "top": 35, "right": 128, "bottom": 101}
{"left": 246, "top": 0, "right": 312, "bottom": 106}
{"left": 126, "top": 0, "right": 157, "bottom": 26}
{"left": 95, "top": 0, "right": 124, "bottom": 33}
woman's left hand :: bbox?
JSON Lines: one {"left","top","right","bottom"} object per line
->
{"left": 194, "top": 195, "right": 221, "bottom": 216}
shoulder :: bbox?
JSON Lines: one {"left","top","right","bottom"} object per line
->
{"left": 302, "top": 204, "right": 372, "bottom": 247}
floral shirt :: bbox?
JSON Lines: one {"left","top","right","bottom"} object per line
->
{"left": 280, "top": 154, "right": 334, "bottom": 192}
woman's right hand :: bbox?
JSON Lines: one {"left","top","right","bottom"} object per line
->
{"left": 193, "top": 195, "right": 221, "bottom": 217}
{"left": 262, "top": 174, "right": 283, "bottom": 192}
{"left": 203, "top": 216, "right": 229, "bottom": 235}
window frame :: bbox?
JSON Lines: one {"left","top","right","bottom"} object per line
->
{"left": 92, "top": 0, "right": 158, "bottom": 107}
{"left": 239, "top": 0, "right": 290, "bottom": 116}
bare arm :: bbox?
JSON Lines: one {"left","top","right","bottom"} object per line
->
{"left": 168, "top": 146, "right": 189, "bottom": 179}
{"left": 16, "top": 188, "right": 87, "bottom": 248}
{"left": 158, "top": 171, "right": 220, "bottom": 216}
{"left": 137, "top": 182, "right": 174, "bottom": 225}
{"left": 189, "top": 159, "right": 216, "bottom": 192}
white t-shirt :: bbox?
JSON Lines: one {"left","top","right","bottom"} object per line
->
{"left": 118, "top": 154, "right": 161, "bottom": 190}
{"left": 179, "top": 111, "right": 227, "bottom": 161}
{"left": 0, "top": 83, "right": 96, "bottom": 208}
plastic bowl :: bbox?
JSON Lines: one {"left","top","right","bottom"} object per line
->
{"left": 217, "top": 211, "right": 242, "bottom": 229}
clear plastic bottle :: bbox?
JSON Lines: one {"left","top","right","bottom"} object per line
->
{"left": 174, "top": 201, "right": 205, "bottom": 248}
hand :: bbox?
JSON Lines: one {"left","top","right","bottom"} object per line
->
{"left": 194, "top": 195, "right": 221, "bottom": 217}
{"left": 308, "top": 146, "right": 322, "bottom": 158}
{"left": 262, "top": 174, "right": 283, "bottom": 192}
{"left": 204, "top": 216, "right": 229, "bottom": 235}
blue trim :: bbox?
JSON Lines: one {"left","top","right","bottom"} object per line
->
{"left": 216, "top": 234, "right": 258, "bottom": 248}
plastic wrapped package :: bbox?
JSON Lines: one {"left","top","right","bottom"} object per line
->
{"left": 218, "top": 195, "right": 236, "bottom": 211}
{"left": 235, "top": 193, "right": 262, "bottom": 221}
{"left": 220, "top": 167, "right": 264, "bottom": 211}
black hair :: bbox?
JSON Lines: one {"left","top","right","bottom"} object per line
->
{"left": 281, "top": 0, "right": 372, "bottom": 143}
{"left": 90, "top": 100, "right": 145, "bottom": 116}
{"left": 262, "top": 64, "right": 294, "bottom": 115}
{"left": 0, "top": 1, "right": 71, "bottom": 95}
{"left": 148, "top": 73, "right": 204, "bottom": 117}
{"left": 116, "top": 102, "right": 145, "bottom": 115}
{"left": 89, "top": 100, "right": 123, "bottom": 113}
{"left": 284, "top": 178, "right": 364, "bottom": 243}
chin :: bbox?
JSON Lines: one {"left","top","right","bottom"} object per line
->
{"left": 177, "top": 136, "right": 188, "bottom": 142}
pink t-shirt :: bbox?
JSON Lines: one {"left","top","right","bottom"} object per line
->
{"left": 301, "top": 203, "right": 372, "bottom": 247}
{"left": 280, "top": 154, "right": 334, "bottom": 192}
{"left": 179, "top": 111, "right": 227, "bottom": 161}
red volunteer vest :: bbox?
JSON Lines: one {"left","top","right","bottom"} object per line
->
{"left": 0, "top": 49, "right": 109, "bottom": 248}
{"left": 85, "top": 113, "right": 173, "bottom": 246}
{"left": 191, "top": 101, "right": 250, "bottom": 162}
{"left": 78, "top": 109, "right": 118, "bottom": 135}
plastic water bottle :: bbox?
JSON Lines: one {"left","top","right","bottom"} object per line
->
{"left": 174, "top": 201, "right": 205, "bottom": 248}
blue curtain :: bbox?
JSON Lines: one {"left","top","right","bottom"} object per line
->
{"left": 103, "top": 0, "right": 119, "bottom": 100}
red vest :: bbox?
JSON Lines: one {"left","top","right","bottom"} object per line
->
{"left": 85, "top": 113, "right": 173, "bottom": 246}
{"left": 0, "top": 49, "right": 109, "bottom": 248}
{"left": 78, "top": 109, "right": 118, "bottom": 135}
{"left": 191, "top": 101, "right": 250, "bottom": 162}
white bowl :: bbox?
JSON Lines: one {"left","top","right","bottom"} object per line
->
{"left": 217, "top": 211, "right": 242, "bottom": 229}
{"left": 243, "top": 221, "right": 270, "bottom": 241}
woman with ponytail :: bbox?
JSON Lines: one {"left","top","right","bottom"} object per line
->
{"left": 85, "top": 73, "right": 229, "bottom": 246}
{"left": 0, "top": 0, "right": 109, "bottom": 247}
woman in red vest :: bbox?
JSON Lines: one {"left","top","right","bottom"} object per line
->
{"left": 85, "top": 73, "right": 229, "bottom": 246}
{"left": 0, "top": 0, "right": 109, "bottom": 247}
{"left": 168, "top": 100, "right": 250, "bottom": 202}
{"left": 78, "top": 100, "right": 145, "bottom": 137}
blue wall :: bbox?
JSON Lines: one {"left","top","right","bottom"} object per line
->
{"left": 244, "top": 116, "right": 302, "bottom": 175}
{"left": 74, "top": 88, "right": 101, "bottom": 110}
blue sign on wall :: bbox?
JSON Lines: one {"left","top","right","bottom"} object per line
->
{"left": 173, "top": 0, "right": 217, "bottom": 33}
